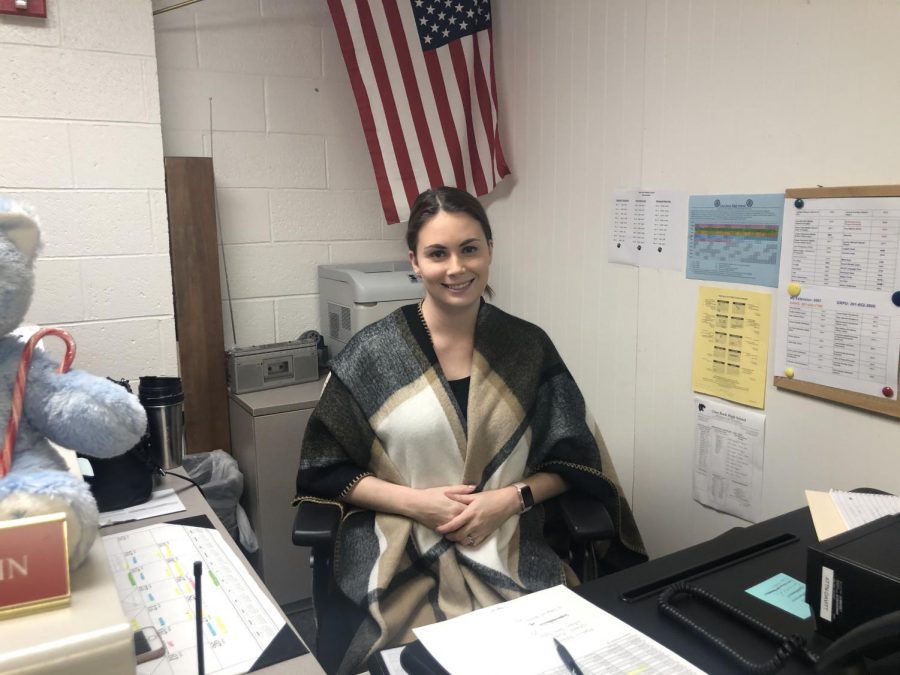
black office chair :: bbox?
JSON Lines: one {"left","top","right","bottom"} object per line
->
{"left": 292, "top": 491, "right": 620, "bottom": 674}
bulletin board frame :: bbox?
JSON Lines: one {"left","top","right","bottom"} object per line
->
{"left": 774, "top": 184, "right": 900, "bottom": 419}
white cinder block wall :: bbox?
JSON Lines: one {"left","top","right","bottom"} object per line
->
{"left": 0, "top": 0, "right": 176, "bottom": 382}
{"left": 152, "top": 0, "right": 407, "bottom": 349}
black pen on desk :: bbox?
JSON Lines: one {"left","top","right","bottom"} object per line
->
{"left": 553, "top": 638, "right": 585, "bottom": 675}
{"left": 194, "top": 560, "right": 205, "bottom": 674}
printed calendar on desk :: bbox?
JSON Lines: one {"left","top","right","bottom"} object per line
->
{"left": 103, "top": 517, "right": 303, "bottom": 674}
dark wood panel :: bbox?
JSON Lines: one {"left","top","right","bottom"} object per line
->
{"left": 164, "top": 156, "right": 231, "bottom": 454}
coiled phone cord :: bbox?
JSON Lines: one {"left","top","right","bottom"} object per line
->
{"left": 658, "top": 582, "right": 819, "bottom": 674}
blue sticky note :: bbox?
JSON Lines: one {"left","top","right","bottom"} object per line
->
{"left": 746, "top": 573, "right": 812, "bottom": 619}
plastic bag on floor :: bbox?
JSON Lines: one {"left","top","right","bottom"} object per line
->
{"left": 182, "top": 449, "right": 259, "bottom": 553}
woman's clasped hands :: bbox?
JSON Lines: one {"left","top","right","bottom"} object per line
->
{"left": 411, "top": 483, "right": 520, "bottom": 548}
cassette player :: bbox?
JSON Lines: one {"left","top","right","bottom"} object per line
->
{"left": 226, "top": 337, "right": 319, "bottom": 394}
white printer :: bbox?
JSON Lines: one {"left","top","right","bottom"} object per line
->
{"left": 319, "top": 261, "right": 425, "bottom": 355}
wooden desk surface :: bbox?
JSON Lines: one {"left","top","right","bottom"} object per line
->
{"left": 104, "top": 473, "right": 326, "bottom": 675}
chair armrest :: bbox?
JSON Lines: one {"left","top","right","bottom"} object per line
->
{"left": 558, "top": 491, "right": 615, "bottom": 542}
{"left": 292, "top": 500, "right": 341, "bottom": 547}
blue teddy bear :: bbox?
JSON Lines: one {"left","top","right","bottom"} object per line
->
{"left": 0, "top": 198, "right": 147, "bottom": 568}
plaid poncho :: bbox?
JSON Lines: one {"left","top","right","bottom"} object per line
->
{"left": 296, "top": 303, "right": 644, "bottom": 674}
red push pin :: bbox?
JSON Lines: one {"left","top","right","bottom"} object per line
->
{"left": 883, "top": 386, "right": 894, "bottom": 398}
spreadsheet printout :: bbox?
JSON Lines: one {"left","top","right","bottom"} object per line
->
{"left": 775, "top": 196, "right": 900, "bottom": 398}
{"left": 103, "top": 521, "right": 288, "bottom": 675}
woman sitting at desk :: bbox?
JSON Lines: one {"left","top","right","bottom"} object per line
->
{"left": 296, "top": 186, "right": 645, "bottom": 674}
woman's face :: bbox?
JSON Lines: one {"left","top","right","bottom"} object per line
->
{"left": 409, "top": 209, "right": 492, "bottom": 313}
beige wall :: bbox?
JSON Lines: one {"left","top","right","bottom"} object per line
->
{"left": 489, "top": 0, "right": 900, "bottom": 556}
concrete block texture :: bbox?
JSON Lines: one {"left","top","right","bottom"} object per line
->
{"left": 69, "top": 123, "right": 166, "bottom": 189}
{"left": 216, "top": 189, "right": 271, "bottom": 244}
{"left": 191, "top": 0, "right": 261, "bottom": 19}
{"left": 82, "top": 255, "right": 173, "bottom": 320}
{"left": 150, "top": 0, "right": 407, "bottom": 353}
{"left": 3, "top": 0, "right": 174, "bottom": 392}
{"left": 27, "top": 259, "right": 85, "bottom": 325}
{"left": 0, "top": 45, "right": 150, "bottom": 122}
{"left": 210, "top": 132, "right": 326, "bottom": 189}
{"left": 329, "top": 240, "right": 408, "bottom": 265}
{"left": 151, "top": 4, "right": 199, "bottom": 70}
{"left": 223, "top": 242, "right": 329, "bottom": 298}
{"left": 381, "top": 220, "right": 405, "bottom": 241}
{"left": 60, "top": 0, "right": 156, "bottom": 55}
{"left": 221, "top": 299, "right": 275, "bottom": 350}
{"left": 142, "top": 58, "right": 162, "bottom": 123}
{"left": 265, "top": 76, "right": 358, "bottom": 135}
{"left": 325, "top": 134, "right": 377, "bottom": 190}
{"left": 0, "top": 120, "right": 72, "bottom": 188}
{"left": 260, "top": 0, "right": 332, "bottom": 26}
{"left": 158, "top": 68, "right": 265, "bottom": 132}
{"left": 148, "top": 190, "right": 171, "bottom": 255}
{"left": 4, "top": 190, "right": 159, "bottom": 257}
{"left": 158, "top": 317, "right": 178, "bottom": 376}
{"left": 161, "top": 128, "right": 206, "bottom": 157}
{"left": 196, "top": 12, "right": 322, "bottom": 77}
{"left": 270, "top": 189, "right": 382, "bottom": 242}
{"left": 0, "top": 0, "right": 60, "bottom": 46}
{"left": 322, "top": 18, "right": 348, "bottom": 81}
{"left": 275, "top": 296, "right": 320, "bottom": 342}
{"left": 43, "top": 318, "right": 178, "bottom": 382}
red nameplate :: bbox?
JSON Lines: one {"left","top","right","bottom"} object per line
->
{"left": 0, "top": 512, "right": 70, "bottom": 619}
{"left": 0, "top": 1, "right": 48, "bottom": 19}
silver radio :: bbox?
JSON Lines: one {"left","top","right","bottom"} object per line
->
{"left": 226, "top": 337, "right": 319, "bottom": 394}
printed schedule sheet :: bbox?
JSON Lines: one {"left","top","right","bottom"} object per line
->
{"left": 103, "top": 521, "right": 289, "bottom": 675}
{"left": 692, "top": 286, "right": 772, "bottom": 409}
{"left": 775, "top": 197, "right": 900, "bottom": 398}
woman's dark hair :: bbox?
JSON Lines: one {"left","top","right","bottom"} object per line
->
{"left": 406, "top": 186, "right": 495, "bottom": 298}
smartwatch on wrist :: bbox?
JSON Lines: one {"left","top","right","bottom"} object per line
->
{"left": 513, "top": 482, "right": 534, "bottom": 513}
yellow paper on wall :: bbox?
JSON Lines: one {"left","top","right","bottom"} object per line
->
{"left": 692, "top": 286, "right": 772, "bottom": 408}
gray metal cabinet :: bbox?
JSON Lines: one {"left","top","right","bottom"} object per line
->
{"left": 229, "top": 378, "right": 323, "bottom": 607}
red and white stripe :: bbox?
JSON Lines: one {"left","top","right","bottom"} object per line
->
{"left": 329, "top": 0, "right": 510, "bottom": 224}
{"left": 1, "top": 328, "right": 76, "bottom": 477}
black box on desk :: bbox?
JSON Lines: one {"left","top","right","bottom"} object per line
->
{"left": 806, "top": 514, "right": 900, "bottom": 640}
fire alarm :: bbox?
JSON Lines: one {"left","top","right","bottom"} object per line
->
{"left": 0, "top": 0, "right": 47, "bottom": 18}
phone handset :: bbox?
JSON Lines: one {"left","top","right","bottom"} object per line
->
{"left": 816, "top": 610, "right": 900, "bottom": 674}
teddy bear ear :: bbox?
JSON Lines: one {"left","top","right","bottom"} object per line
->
{"left": 0, "top": 198, "right": 42, "bottom": 261}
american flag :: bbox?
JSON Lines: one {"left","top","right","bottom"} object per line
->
{"left": 328, "top": 0, "right": 511, "bottom": 224}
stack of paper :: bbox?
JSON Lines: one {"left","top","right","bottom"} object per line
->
{"left": 98, "top": 488, "right": 185, "bottom": 527}
{"left": 806, "top": 489, "right": 900, "bottom": 541}
{"left": 413, "top": 585, "right": 704, "bottom": 675}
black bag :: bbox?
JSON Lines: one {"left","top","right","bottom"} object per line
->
{"left": 79, "top": 379, "right": 156, "bottom": 512}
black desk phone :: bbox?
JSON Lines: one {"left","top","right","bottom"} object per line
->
{"left": 652, "top": 508, "right": 900, "bottom": 674}
{"left": 815, "top": 610, "right": 900, "bottom": 674}
{"left": 658, "top": 583, "right": 900, "bottom": 674}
